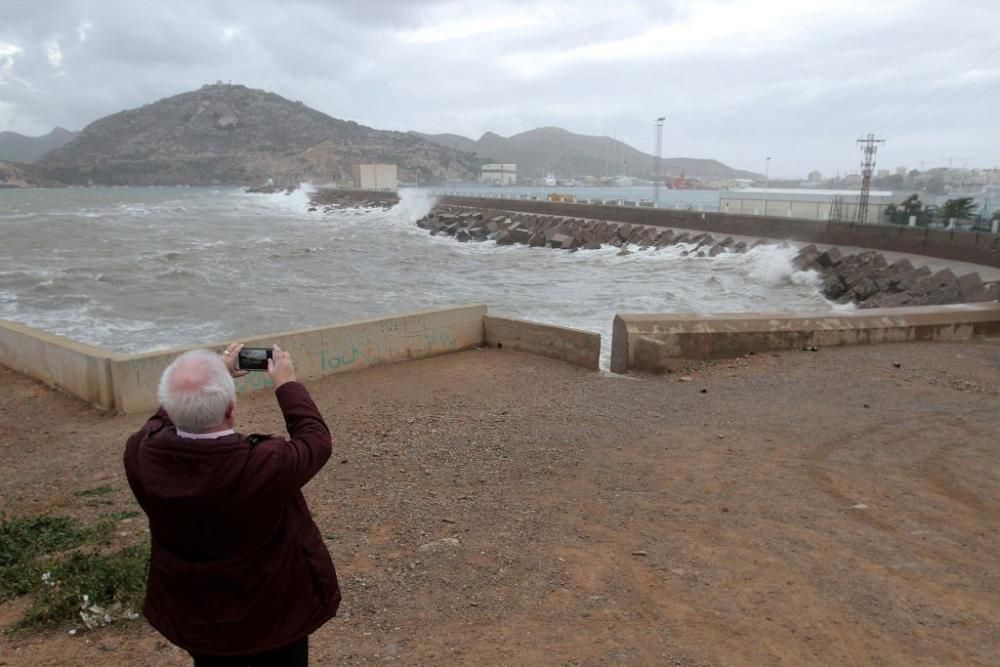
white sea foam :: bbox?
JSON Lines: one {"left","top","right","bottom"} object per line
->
{"left": 0, "top": 186, "right": 836, "bottom": 359}
{"left": 390, "top": 188, "right": 437, "bottom": 223}
{"left": 742, "top": 243, "right": 822, "bottom": 288}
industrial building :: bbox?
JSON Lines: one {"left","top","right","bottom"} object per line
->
{"left": 720, "top": 188, "right": 899, "bottom": 222}
{"left": 480, "top": 163, "right": 517, "bottom": 186}
{"left": 351, "top": 164, "right": 398, "bottom": 191}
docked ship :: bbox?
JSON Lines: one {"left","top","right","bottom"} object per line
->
{"left": 665, "top": 171, "right": 710, "bottom": 190}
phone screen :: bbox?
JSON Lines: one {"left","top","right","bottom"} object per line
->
{"left": 237, "top": 347, "right": 272, "bottom": 371}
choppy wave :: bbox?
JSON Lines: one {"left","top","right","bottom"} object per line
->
{"left": 0, "top": 186, "right": 833, "bottom": 363}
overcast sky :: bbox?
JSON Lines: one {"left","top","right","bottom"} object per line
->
{"left": 1, "top": 0, "right": 997, "bottom": 177}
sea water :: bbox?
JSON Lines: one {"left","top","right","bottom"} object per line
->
{"left": 0, "top": 186, "right": 832, "bottom": 366}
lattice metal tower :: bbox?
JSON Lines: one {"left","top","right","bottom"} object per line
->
{"left": 856, "top": 134, "right": 885, "bottom": 224}
{"left": 653, "top": 117, "right": 666, "bottom": 206}
{"left": 830, "top": 195, "right": 844, "bottom": 222}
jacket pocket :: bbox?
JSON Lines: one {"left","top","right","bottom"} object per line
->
{"left": 300, "top": 531, "right": 338, "bottom": 602}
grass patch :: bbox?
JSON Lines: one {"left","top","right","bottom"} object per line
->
{"left": 75, "top": 485, "right": 114, "bottom": 498}
{"left": 99, "top": 510, "right": 140, "bottom": 522}
{"left": 0, "top": 514, "right": 146, "bottom": 632}
{"left": 0, "top": 516, "right": 95, "bottom": 599}
{"left": 16, "top": 545, "right": 148, "bottom": 631}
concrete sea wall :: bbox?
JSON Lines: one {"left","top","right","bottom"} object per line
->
{"left": 483, "top": 316, "right": 601, "bottom": 370}
{"left": 0, "top": 306, "right": 608, "bottom": 413}
{"left": 438, "top": 196, "right": 1000, "bottom": 269}
{"left": 612, "top": 303, "right": 1000, "bottom": 374}
{"left": 0, "top": 319, "right": 114, "bottom": 409}
{"left": 110, "top": 305, "right": 488, "bottom": 414}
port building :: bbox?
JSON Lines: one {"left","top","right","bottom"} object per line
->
{"left": 352, "top": 164, "right": 398, "bottom": 191}
{"left": 480, "top": 163, "right": 517, "bottom": 186}
{"left": 720, "top": 188, "right": 899, "bottom": 222}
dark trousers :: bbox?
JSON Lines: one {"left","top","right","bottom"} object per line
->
{"left": 190, "top": 637, "right": 308, "bottom": 667}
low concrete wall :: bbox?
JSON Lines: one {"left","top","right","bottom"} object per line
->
{"left": 438, "top": 196, "right": 1000, "bottom": 269}
{"left": 110, "top": 305, "right": 488, "bottom": 414}
{"left": 612, "top": 302, "right": 1000, "bottom": 373}
{"left": 483, "top": 316, "right": 600, "bottom": 370}
{"left": 0, "top": 319, "right": 114, "bottom": 410}
{"left": 0, "top": 306, "right": 488, "bottom": 413}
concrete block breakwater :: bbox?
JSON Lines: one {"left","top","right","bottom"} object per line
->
{"left": 437, "top": 196, "right": 1000, "bottom": 270}
{"left": 417, "top": 206, "right": 771, "bottom": 256}
{"left": 416, "top": 205, "right": 999, "bottom": 309}
{"left": 793, "top": 245, "right": 1000, "bottom": 308}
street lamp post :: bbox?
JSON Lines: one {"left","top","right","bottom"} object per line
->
{"left": 763, "top": 156, "right": 772, "bottom": 216}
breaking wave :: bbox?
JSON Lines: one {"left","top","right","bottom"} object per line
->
{"left": 1, "top": 186, "right": 834, "bottom": 363}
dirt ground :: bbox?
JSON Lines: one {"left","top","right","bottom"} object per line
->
{"left": 1, "top": 338, "right": 998, "bottom": 667}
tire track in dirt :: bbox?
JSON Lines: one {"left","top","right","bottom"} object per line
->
{"left": 806, "top": 421, "right": 903, "bottom": 533}
{"left": 919, "top": 416, "right": 992, "bottom": 514}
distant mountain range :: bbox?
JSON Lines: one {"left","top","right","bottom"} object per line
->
{"left": 34, "top": 84, "right": 480, "bottom": 186}
{"left": 0, "top": 127, "right": 78, "bottom": 163}
{"left": 1, "top": 84, "right": 757, "bottom": 187}
{"left": 413, "top": 127, "right": 761, "bottom": 181}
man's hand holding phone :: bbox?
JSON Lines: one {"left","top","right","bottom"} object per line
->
{"left": 228, "top": 343, "right": 296, "bottom": 388}
{"left": 267, "top": 344, "right": 297, "bottom": 388}
{"left": 222, "top": 343, "right": 248, "bottom": 378}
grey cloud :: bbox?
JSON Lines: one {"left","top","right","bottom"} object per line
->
{"left": 0, "top": 0, "right": 998, "bottom": 176}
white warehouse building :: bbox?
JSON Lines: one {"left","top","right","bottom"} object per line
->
{"left": 480, "top": 163, "right": 517, "bottom": 186}
{"left": 351, "top": 164, "right": 398, "bottom": 191}
{"left": 720, "top": 188, "right": 900, "bottom": 222}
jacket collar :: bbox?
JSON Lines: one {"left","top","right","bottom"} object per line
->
{"left": 176, "top": 428, "right": 236, "bottom": 440}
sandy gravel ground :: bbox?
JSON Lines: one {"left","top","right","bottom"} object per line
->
{"left": 1, "top": 338, "right": 998, "bottom": 666}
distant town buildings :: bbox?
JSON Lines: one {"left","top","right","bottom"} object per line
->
{"left": 480, "top": 163, "right": 517, "bottom": 186}
{"left": 351, "top": 164, "right": 397, "bottom": 191}
{"left": 807, "top": 170, "right": 823, "bottom": 182}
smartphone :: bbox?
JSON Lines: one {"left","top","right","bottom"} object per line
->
{"left": 237, "top": 347, "right": 272, "bottom": 372}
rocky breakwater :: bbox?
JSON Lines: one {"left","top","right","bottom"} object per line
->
{"left": 792, "top": 245, "right": 1000, "bottom": 308}
{"left": 416, "top": 205, "right": 1000, "bottom": 310}
{"left": 416, "top": 205, "right": 768, "bottom": 257}
{"left": 245, "top": 184, "right": 298, "bottom": 194}
{"left": 308, "top": 188, "right": 400, "bottom": 212}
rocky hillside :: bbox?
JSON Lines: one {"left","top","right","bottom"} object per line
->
{"left": 39, "top": 84, "right": 479, "bottom": 186}
{"left": 414, "top": 127, "right": 760, "bottom": 181}
{"left": 0, "top": 128, "right": 78, "bottom": 163}
{"left": 0, "top": 160, "right": 62, "bottom": 187}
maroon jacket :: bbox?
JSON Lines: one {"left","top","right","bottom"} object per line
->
{"left": 123, "top": 381, "right": 340, "bottom": 656}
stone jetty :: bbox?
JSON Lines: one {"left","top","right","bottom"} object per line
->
{"left": 416, "top": 205, "right": 768, "bottom": 257}
{"left": 416, "top": 205, "right": 1000, "bottom": 309}
{"left": 308, "top": 188, "right": 399, "bottom": 212}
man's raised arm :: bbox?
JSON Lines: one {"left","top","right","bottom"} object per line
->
{"left": 268, "top": 345, "right": 333, "bottom": 488}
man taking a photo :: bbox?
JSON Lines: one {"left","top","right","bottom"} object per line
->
{"left": 124, "top": 343, "right": 340, "bottom": 667}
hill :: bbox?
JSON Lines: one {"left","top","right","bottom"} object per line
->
{"left": 0, "top": 128, "right": 78, "bottom": 163}
{"left": 0, "top": 160, "right": 63, "bottom": 187}
{"left": 39, "top": 84, "right": 480, "bottom": 185}
{"left": 413, "top": 126, "right": 761, "bottom": 181}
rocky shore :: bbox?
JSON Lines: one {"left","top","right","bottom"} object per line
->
{"left": 308, "top": 188, "right": 400, "bottom": 211}
{"left": 416, "top": 205, "right": 1000, "bottom": 309}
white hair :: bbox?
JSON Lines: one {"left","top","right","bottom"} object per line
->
{"left": 157, "top": 349, "right": 236, "bottom": 433}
